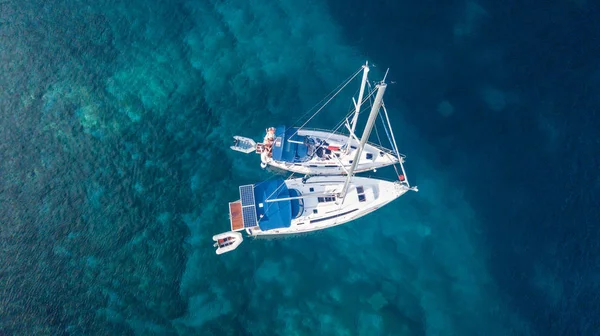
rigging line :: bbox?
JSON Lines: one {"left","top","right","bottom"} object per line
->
{"left": 262, "top": 172, "right": 295, "bottom": 204}
{"left": 365, "top": 77, "right": 384, "bottom": 147}
{"left": 306, "top": 85, "right": 381, "bottom": 165}
{"left": 316, "top": 84, "right": 379, "bottom": 146}
{"left": 259, "top": 161, "right": 295, "bottom": 182}
{"left": 312, "top": 72, "right": 378, "bottom": 145}
{"left": 342, "top": 84, "right": 378, "bottom": 129}
{"left": 365, "top": 80, "right": 401, "bottom": 177}
{"left": 310, "top": 99, "right": 360, "bottom": 153}
{"left": 258, "top": 173, "right": 296, "bottom": 224}
{"left": 381, "top": 103, "right": 408, "bottom": 184}
{"left": 288, "top": 67, "right": 364, "bottom": 139}
{"left": 350, "top": 77, "right": 402, "bottom": 178}
{"left": 377, "top": 102, "right": 394, "bottom": 149}
{"left": 282, "top": 76, "right": 381, "bottom": 168}
{"left": 374, "top": 115, "right": 384, "bottom": 147}
{"left": 374, "top": 118, "right": 401, "bottom": 177}
{"left": 286, "top": 90, "right": 368, "bottom": 159}
{"left": 381, "top": 104, "right": 400, "bottom": 156}
{"left": 262, "top": 169, "right": 286, "bottom": 182}
{"left": 376, "top": 102, "right": 401, "bottom": 177}
{"left": 290, "top": 66, "right": 364, "bottom": 129}
{"left": 368, "top": 117, "right": 400, "bottom": 178}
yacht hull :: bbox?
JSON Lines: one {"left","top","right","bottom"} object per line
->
{"left": 263, "top": 129, "right": 399, "bottom": 175}
{"left": 246, "top": 176, "right": 408, "bottom": 237}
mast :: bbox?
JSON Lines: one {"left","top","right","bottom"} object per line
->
{"left": 339, "top": 80, "right": 387, "bottom": 199}
{"left": 346, "top": 62, "right": 370, "bottom": 153}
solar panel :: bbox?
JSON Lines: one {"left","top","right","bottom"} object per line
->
{"left": 242, "top": 205, "right": 258, "bottom": 228}
{"left": 239, "top": 185, "right": 255, "bottom": 207}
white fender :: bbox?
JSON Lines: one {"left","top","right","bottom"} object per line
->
{"left": 260, "top": 151, "right": 269, "bottom": 169}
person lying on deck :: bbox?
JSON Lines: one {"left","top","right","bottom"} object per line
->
{"left": 263, "top": 127, "right": 276, "bottom": 157}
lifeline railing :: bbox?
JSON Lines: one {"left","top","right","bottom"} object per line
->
{"left": 298, "top": 127, "right": 406, "bottom": 158}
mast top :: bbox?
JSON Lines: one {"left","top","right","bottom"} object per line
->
{"left": 382, "top": 68, "right": 390, "bottom": 83}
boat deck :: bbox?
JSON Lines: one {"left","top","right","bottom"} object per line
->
{"left": 229, "top": 201, "right": 244, "bottom": 231}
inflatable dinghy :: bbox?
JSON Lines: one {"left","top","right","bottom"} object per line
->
{"left": 213, "top": 231, "right": 243, "bottom": 255}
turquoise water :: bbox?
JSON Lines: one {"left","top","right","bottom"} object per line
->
{"left": 2, "top": 0, "right": 599, "bottom": 335}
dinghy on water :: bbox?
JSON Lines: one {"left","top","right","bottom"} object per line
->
{"left": 230, "top": 136, "right": 256, "bottom": 154}
{"left": 213, "top": 231, "right": 243, "bottom": 255}
{"left": 229, "top": 62, "right": 403, "bottom": 175}
{"left": 214, "top": 65, "right": 418, "bottom": 254}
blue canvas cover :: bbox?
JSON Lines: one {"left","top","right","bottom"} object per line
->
{"left": 288, "top": 188, "right": 302, "bottom": 218}
{"left": 271, "top": 126, "right": 310, "bottom": 163}
{"left": 253, "top": 179, "right": 292, "bottom": 231}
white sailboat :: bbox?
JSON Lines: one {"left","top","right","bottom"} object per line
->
{"left": 214, "top": 73, "right": 418, "bottom": 254}
{"left": 230, "top": 62, "right": 402, "bottom": 175}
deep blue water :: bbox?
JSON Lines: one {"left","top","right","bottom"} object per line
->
{"left": 1, "top": 0, "right": 599, "bottom": 335}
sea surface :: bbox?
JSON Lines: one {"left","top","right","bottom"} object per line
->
{"left": 1, "top": 0, "right": 599, "bottom": 335}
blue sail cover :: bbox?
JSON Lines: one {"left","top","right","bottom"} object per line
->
{"left": 271, "top": 126, "right": 310, "bottom": 163}
{"left": 253, "top": 179, "right": 292, "bottom": 231}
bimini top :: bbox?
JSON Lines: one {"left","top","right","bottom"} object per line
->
{"left": 271, "top": 126, "right": 311, "bottom": 163}
{"left": 253, "top": 179, "right": 292, "bottom": 231}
